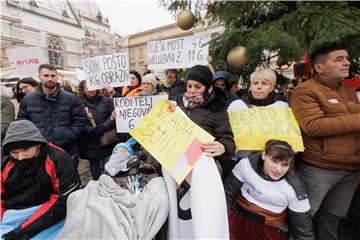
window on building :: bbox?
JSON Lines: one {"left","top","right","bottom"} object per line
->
{"left": 139, "top": 62, "right": 144, "bottom": 75}
{"left": 139, "top": 48, "right": 143, "bottom": 60}
{"left": 47, "top": 36, "right": 64, "bottom": 70}
{"left": 130, "top": 63, "right": 136, "bottom": 70}
{"left": 130, "top": 49, "right": 135, "bottom": 61}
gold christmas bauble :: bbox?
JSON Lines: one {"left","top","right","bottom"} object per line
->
{"left": 227, "top": 46, "right": 249, "bottom": 69}
{"left": 177, "top": 10, "right": 195, "bottom": 30}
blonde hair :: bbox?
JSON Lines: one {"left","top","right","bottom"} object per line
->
{"left": 250, "top": 68, "right": 277, "bottom": 88}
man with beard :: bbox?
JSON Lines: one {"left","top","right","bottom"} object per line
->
{"left": 0, "top": 120, "right": 80, "bottom": 240}
{"left": 162, "top": 69, "right": 186, "bottom": 100}
{"left": 18, "top": 64, "right": 85, "bottom": 167}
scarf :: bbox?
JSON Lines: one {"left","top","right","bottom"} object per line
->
{"left": 10, "top": 144, "right": 47, "bottom": 176}
{"left": 182, "top": 87, "right": 213, "bottom": 110}
{"left": 85, "top": 92, "right": 102, "bottom": 104}
{"left": 164, "top": 79, "right": 177, "bottom": 89}
{"left": 139, "top": 89, "right": 157, "bottom": 96}
{"left": 241, "top": 90, "right": 277, "bottom": 107}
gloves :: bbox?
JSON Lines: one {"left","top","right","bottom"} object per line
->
{"left": 91, "top": 125, "right": 106, "bottom": 137}
{"left": 2, "top": 227, "right": 29, "bottom": 240}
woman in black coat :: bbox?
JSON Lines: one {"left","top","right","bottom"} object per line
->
{"left": 176, "top": 65, "right": 236, "bottom": 173}
{"left": 77, "top": 80, "right": 115, "bottom": 180}
{"left": 163, "top": 65, "right": 236, "bottom": 239}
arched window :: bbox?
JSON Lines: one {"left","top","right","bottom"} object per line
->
{"left": 48, "top": 37, "right": 64, "bottom": 70}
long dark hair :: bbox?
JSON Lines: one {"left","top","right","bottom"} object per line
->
{"left": 15, "top": 77, "right": 38, "bottom": 103}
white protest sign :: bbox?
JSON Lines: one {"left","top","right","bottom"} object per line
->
{"left": 147, "top": 34, "right": 210, "bottom": 70}
{"left": 114, "top": 95, "right": 168, "bottom": 132}
{"left": 82, "top": 53, "right": 130, "bottom": 90}
{"left": 6, "top": 47, "right": 44, "bottom": 78}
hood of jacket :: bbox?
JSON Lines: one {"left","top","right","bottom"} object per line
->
{"left": 2, "top": 120, "right": 47, "bottom": 153}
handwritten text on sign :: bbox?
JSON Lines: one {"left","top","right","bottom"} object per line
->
{"left": 228, "top": 107, "right": 304, "bottom": 151}
{"left": 82, "top": 53, "right": 130, "bottom": 90}
{"left": 6, "top": 47, "right": 44, "bottom": 78}
{"left": 130, "top": 100, "right": 214, "bottom": 184}
{"left": 147, "top": 34, "right": 210, "bottom": 70}
{"left": 114, "top": 95, "right": 168, "bottom": 132}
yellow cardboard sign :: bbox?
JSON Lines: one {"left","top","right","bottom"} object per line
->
{"left": 228, "top": 107, "right": 304, "bottom": 151}
{"left": 130, "top": 100, "right": 214, "bottom": 184}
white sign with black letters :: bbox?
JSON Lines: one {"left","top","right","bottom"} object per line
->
{"left": 82, "top": 53, "right": 130, "bottom": 90}
{"left": 114, "top": 95, "right": 168, "bottom": 133}
{"left": 147, "top": 34, "right": 210, "bottom": 70}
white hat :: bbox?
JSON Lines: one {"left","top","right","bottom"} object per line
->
{"left": 142, "top": 73, "right": 158, "bottom": 87}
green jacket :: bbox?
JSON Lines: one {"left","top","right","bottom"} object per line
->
{"left": 1, "top": 96, "right": 15, "bottom": 140}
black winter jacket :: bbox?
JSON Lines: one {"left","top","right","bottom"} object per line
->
{"left": 177, "top": 87, "right": 236, "bottom": 164}
{"left": 1, "top": 143, "right": 80, "bottom": 238}
{"left": 18, "top": 84, "right": 85, "bottom": 153}
{"left": 77, "top": 95, "right": 115, "bottom": 159}
{"left": 164, "top": 79, "right": 186, "bottom": 101}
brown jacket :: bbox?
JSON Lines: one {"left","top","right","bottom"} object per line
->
{"left": 291, "top": 78, "right": 360, "bottom": 170}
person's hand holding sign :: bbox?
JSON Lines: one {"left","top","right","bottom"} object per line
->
{"left": 104, "top": 85, "right": 115, "bottom": 97}
{"left": 202, "top": 141, "right": 225, "bottom": 157}
{"left": 167, "top": 100, "right": 177, "bottom": 112}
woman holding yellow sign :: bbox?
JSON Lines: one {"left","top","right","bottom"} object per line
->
{"left": 163, "top": 65, "right": 235, "bottom": 239}
{"left": 227, "top": 68, "right": 289, "bottom": 176}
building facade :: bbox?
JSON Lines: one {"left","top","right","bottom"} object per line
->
{"left": 0, "top": 0, "right": 121, "bottom": 78}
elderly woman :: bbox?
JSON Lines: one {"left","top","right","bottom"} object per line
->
{"left": 139, "top": 73, "right": 160, "bottom": 96}
{"left": 15, "top": 77, "right": 38, "bottom": 103}
{"left": 163, "top": 65, "right": 236, "bottom": 239}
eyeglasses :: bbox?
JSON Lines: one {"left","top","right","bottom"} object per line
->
{"left": 142, "top": 82, "right": 153, "bottom": 85}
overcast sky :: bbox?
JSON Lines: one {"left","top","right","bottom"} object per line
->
{"left": 95, "top": 0, "right": 175, "bottom": 35}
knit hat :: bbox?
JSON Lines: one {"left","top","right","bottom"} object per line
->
{"left": 112, "top": 142, "right": 135, "bottom": 156}
{"left": 142, "top": 73, "right": 158, "bottom": 87}
{"left": 4, "top": 141, "right": 39, "bottom": 153}
{"left": 187, "top": 65, "right": 213, "bottom": 89}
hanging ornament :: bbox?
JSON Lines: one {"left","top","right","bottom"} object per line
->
{"left": 177, "top": 10, "right": 196, "bottom": 30}
{"left": 227, "top": 46, "right": 249, "bottom": 69}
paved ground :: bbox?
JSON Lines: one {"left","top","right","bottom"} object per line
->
{"left": 77, "top": 158, "right": 93, "bottom": 187}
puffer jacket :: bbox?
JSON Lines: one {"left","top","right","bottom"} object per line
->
{"left": 1, "top": 120, "right": 80, "bottom": 238}
{"left": 291, "top": 78, "right": 360, "bottom": 170}
{"left": 177, "top": 87, "right": 236, "bottom": 164}
{"left": 77, "top": 94, "right": 115, "bottom": 159}
{"left": 18, "top": 84, "right": 85, "bottom": 153}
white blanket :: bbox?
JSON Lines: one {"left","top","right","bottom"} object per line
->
{"left": 56, "top": 175, "right": 169, "bottom": 239}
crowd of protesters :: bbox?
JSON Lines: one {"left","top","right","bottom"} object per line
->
{"left": 1, "top": 44, "right": 360, "bottom": 240}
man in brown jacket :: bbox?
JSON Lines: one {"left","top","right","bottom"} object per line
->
{"left": 291, "top": 45, "right": 360, "bottom": 240}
